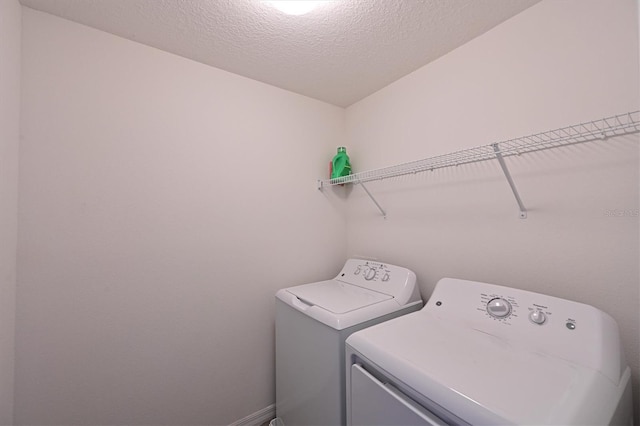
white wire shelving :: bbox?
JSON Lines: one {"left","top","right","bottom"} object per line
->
{"left": 317, "top": 111, "right": 640, "bottom": 219}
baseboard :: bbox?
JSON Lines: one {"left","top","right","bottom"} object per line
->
{"left": 229, "top": 404, "right": 275, "bottom": 426}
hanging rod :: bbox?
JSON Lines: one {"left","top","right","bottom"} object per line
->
{"left": 318, "top": 111, "right": 640, "bottom": 188}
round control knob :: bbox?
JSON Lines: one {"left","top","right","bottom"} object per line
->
{"left": 529, "top": 310, "right": 546, "bottom": 325}
{"left": 486, "top": 298, "right": 512, "bottom": 318}
{"left": 364, "top": 268, "right": 377, "bottom": 281}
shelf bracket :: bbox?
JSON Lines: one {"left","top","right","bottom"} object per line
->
{"left": 493, "top": 143, "right": 528, "bottom": 219}
{"left": 359, "top": 181, "right": 387, "bottom": 218}
{"left": 318, "top": 178, "right": 387, "bottom": 218}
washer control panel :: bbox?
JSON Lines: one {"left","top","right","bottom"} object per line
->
{"left": 336, "top": 259, "right": 420, "bottom": 306}
{"left": 353, "top": 262, "right": 391, "bottom": 282}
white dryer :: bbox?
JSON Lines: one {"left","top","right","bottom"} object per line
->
{"left": 346, "top": 278, "right": 633, "bottom": 425}
{"left": 275, "top": 259, "right": 422, "bottom": 426}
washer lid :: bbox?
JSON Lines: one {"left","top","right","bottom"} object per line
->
{"left": 286, "top": 280, "right": 392, "bottom": 314}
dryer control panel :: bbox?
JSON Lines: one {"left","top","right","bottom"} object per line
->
{"left": 480, "top": 291, "right": 553, "bottom": 327}
{"left": 336, "top": 259, "right": 420, "bottom": 306}
{"left": 424, "top": 278, "right": 624, "bottom": 384}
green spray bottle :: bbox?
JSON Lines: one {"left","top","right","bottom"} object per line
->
{"left": 330, "top": 147, "right": 351, "bottom": 179}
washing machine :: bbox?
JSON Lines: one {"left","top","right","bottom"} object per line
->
{"left": 275, "top": 258, "right": 423, "bottom": 426}
{"left": 346, "top": 277, "right": 633, "bottom": 425}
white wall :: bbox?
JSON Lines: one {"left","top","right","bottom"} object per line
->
{"left": 345, "top": 0, "right": 640, "bottom": 421}
{"left": 14, "top": 1, "right": 640, "bottom": 424}
{"left": 0, "top": 0, "right": 21, "bottom": 423}
{"left": 16, "top": 7, "right": 346, "bottom": 425}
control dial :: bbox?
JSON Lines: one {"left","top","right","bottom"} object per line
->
{"left": 529, "top": 310, "right": 546, "bottom": 325}
{"left": 364, "top": 268, "right": 377, "bottom": 281}
{"left": 486, "top": 298, "right": 512, "bottom": 318}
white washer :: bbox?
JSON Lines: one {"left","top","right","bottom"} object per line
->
{"left": 346, "top": 278, "right": 633, "bottom": 425}
{"left": 275, "top": 259, "right": 422, "bottom": 426}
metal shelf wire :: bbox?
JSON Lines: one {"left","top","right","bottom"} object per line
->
{"left": 317, "top": 111, "right": 640, "bottom": 219}
{"left": 319, "top": 111, "right": 639, "bottom": 187}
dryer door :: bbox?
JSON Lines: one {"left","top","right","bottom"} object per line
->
{"left": 350, "top": 364, "right": 444, "bottom": 426}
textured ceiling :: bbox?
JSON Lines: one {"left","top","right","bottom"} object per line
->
{"left": 19, "top": 0, "right": 540, "bottom": 107}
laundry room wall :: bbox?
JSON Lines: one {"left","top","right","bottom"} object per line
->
{"left": 0, "top": 0, "right": 21, "bottom": 423}
{"left": 16, "top": 7, "right": 346, "bottom": 425}
{"left": 344, "top": 0, "right": 640, "bottom": 421}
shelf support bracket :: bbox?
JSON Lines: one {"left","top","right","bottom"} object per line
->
{"left": 359, "top": 181, "right": 387, "bottom": 218}
{"left": 493, "top": 143, "right": 527, "bottom": 219}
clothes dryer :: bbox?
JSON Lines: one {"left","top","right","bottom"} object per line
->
{"left": 346, "top": 278, "right": 633, "bottom": 425}
{"left": 275, "top": 259, "right": 422, "bottom": 426}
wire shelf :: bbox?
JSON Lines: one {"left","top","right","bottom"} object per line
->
{"left": 319, "top": 111, "right": 640, "bottom": 188}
